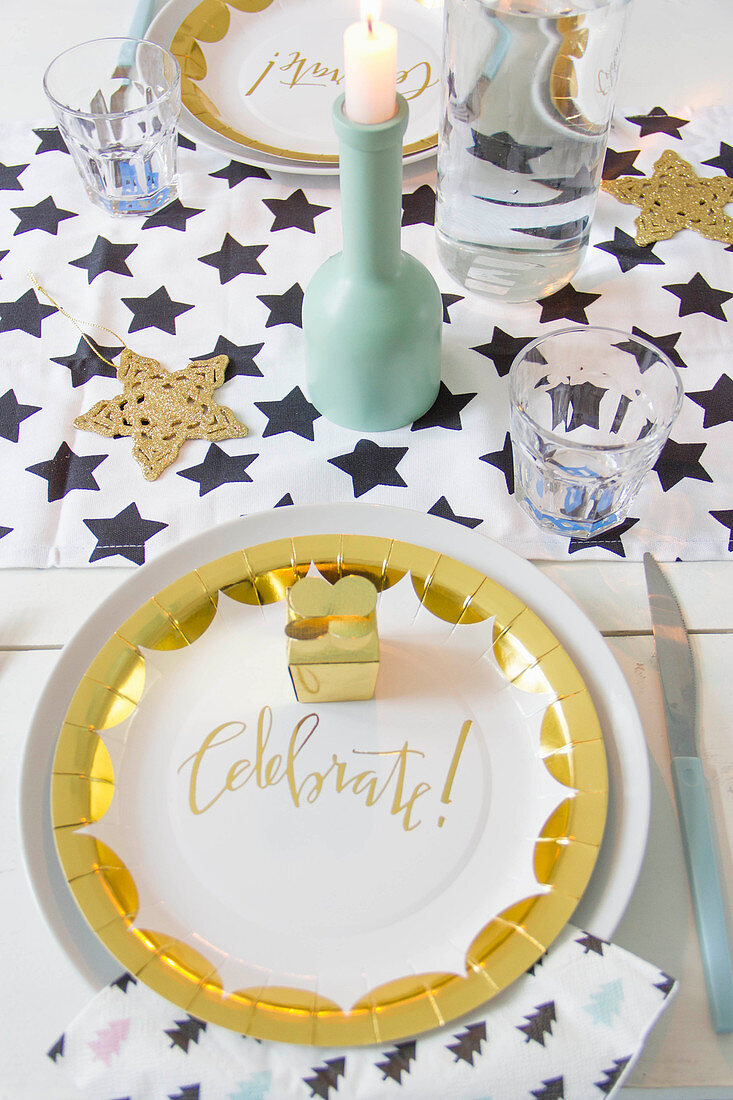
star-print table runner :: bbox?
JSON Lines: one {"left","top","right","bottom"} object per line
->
{"left": 1, "top": 104, "right": 731, "bottom": 567}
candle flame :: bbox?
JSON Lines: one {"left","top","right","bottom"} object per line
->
{"left": 360, "top": 0, "right": 380, "bottom": 31}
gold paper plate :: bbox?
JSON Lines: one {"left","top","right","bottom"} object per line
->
{"left": 168, "top": 0, "right": 441, "bottom": 164}
{"left": 51, "top": 533, "right": 607, "bottom": 1045}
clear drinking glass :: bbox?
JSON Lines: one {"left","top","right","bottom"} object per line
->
{"left": 509, "top": 327, "right": 683, "bottom": 538}
{"left": 436, "top": 0, "right": 631, "bottom": 302}
{"left": 43, "top": 38, "right": 181, "bottom": 217}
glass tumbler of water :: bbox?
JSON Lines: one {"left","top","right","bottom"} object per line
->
{"left": 508, "top": 327, "right": 683, "bottom": 538}
{"left": 44, "top": 38, "right": 181, "bottom": 217}
{"left": 436, "top": 0, "right": 631, "bottom": 302}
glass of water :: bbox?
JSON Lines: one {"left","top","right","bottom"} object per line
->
{"left": 509, "top": 327, "right": 683, "bottom": 539}
{"left": 435, "top": 0, "right": 631, "bottom": 302}
{"left": 44, "top": 38, "right": 181, "bottom": 217}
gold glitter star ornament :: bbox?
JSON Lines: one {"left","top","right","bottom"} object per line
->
{"left": 74, "top": 350, "right": 248, "bottom": 480}
{"left": 602, "top": 149, "right": 733, "bottom": 246}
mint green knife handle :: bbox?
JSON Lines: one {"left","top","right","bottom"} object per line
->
{"left": 672, "top": 756, "right": 733, "bottom": 1032}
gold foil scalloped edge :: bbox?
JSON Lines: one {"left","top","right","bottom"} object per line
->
{"left": 51, "top": 534, "right": 607, "bottom": 1045}
{"left": 169, "top": 0, "right": 438, "bottom": 163}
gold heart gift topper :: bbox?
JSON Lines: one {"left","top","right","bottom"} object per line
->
{"left": 286, "top": 574, "right": 380, "bottom": 703}
{"left": 602, "top": 149, "right": 733, "bottom": 246}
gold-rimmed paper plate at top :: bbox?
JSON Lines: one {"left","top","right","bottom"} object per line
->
{"left": 167, "top": 0, "right": 442, "bottom": 165}
{"left": 51, "top": 533, "right": 607, "bottom": 1046}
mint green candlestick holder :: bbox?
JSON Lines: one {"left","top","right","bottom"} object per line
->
{"left": 303, "top": 94, "right": 442, "bottom": 431}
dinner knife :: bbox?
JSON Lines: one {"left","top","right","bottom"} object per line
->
{"left": 644, "top": 553, "right": 733, "bottom": 1033}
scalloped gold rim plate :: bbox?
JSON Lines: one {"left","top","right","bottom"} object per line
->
{"left": 163, "top": 0, "right": 441, "bottom": 166}
{"left": 51, "top": 530, "right": 607, "bottom": 1045}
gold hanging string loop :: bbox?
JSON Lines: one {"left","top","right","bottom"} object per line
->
{"left": 27, "top": 271, "right": 131, "bottom": 369}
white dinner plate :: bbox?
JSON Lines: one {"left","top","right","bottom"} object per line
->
{"left": 147, "top": 0, "right": 442, "bottom": 175}
{"left": 20, "top": 504, "right": 650, "bottom": 1040}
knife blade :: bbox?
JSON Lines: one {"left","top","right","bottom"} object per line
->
{"left": 644, "top": 553, "right": 733, "bottom": 1033}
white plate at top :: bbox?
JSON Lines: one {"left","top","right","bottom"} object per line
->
{"left": 147, "top": 0, "right": 443, "bottom": 175}
{"left": 20, "top": 504, "right": 650, "bottom": 1000}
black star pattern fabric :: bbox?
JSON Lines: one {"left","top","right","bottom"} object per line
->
{"left": 472, "top": 327, "right": 536, "bottom": 377}
{"left": 568, "top": 517, "right": 640, "bottom": 557}
{"left": 625, "top": 107, "right": 690, "bottom": 138}
{"left": 11, "top": 194, "right": 76, "bottom": 235}
{"left": 257, "top": 283, "right": 304, "bottom": 328}
{"left": 480, "top": 433, "right": 514, "bottom": 494}
{"left": 428, "top": 496, "right": 482, "bottom": 528}
{"left": 329, "top": 439, "right": 408, "bottom": 498}
{"left": 51, "top": 336, "right": 123, "bottom": 387}
{"left": 83, "top": 502, "right": 167, "bottom": 565}
{"left": 687, "top": 374, "right": 733, "bottom": 427}
{"left": 122, "top": 285, "right": 195, "bottom": 334}
{"left": 26, "top": 442, "right": 106, "bottom": 501}
{"left": 440, "top": 292, "right": 463, "bottom": 323}
{"left": 411, "top": 381, "right": 476, "bottom": 431}
{"left": 402, "top": 184, "right": 435, "bottom": 226}
{"left": 209, "top": 160, "right": 271, "bottom": 187}
{"left": 0, "top": 388, "right": 41, "bottom": 441}
{"left": 595, "top": 227, "right": 664, "bottom": 273}
{"left": 0, "top": 107, "right": 732, "bottom": 565}
{"left": 711, "top": 509, "right": 733, "bottom": 550}
{"left": 69, "top": 237, "right": 137, "bottom": 283}
{"left": 255, "top": 386, "right": 320, "bottom": 439}
{"left": 602, "top": 148, "right": 643, "bottom": 180}
{"left": 199, "top": 235, "right": 267, "bottom": 284}
{"left": 263, "top": 189, "right": 330, "bottom": 233}
{"left": 534, "top": 166, "right": 597, "bottom": 205}
{"left": 191, "top": 336, "right": 263, "bottom": 380}
{"left": 32, "top": 127, "right": 69, "bottom": 155}
{"left": 703, "top": 141, "right": 733, "bottom": 177}
{"left": 663, "top": 272, "right": 732, "bottom": 321}
{"left": 142, "top": 198, "right": 204, "bottom": 232}
{"left": 537, "top": 283, "right": 601, "bottom": 324}
{"left": 470, "top": 130, "right": 551, "bottom": 173}
{"left": 0, "top": 288, "right": 56, "bottom": 336}
{"left": 613, "top": 326, "right": 690, "bottom": 372}
{"left": 654, "top": 439, "right": 712, "bottom": 492}
{"left": 177, "top": 444, "right": 258, "bottom": 496}
{"left": 547, "top": 381, "right": 606, "bottom": 431}
{"left": 0, "top": 161, "right": 28, "bottom": 190}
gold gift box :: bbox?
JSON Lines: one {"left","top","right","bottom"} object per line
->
{"left": 286, "top": 574, "right": 379, "bottom": 703}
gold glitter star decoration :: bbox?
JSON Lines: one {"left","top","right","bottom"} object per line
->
{"left": 602, "top": 149, "right": 733, "bottom": 246}
{"left": 74, "top": 350, "right": 248, "bottom": 480}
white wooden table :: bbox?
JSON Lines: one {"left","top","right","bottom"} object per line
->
{"left": 2, "top": 2, "right": 733, "bottom": 1097}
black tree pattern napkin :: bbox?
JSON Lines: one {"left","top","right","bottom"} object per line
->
{"left": 48, "top": 925, "right": 676, "bottom": 1100}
